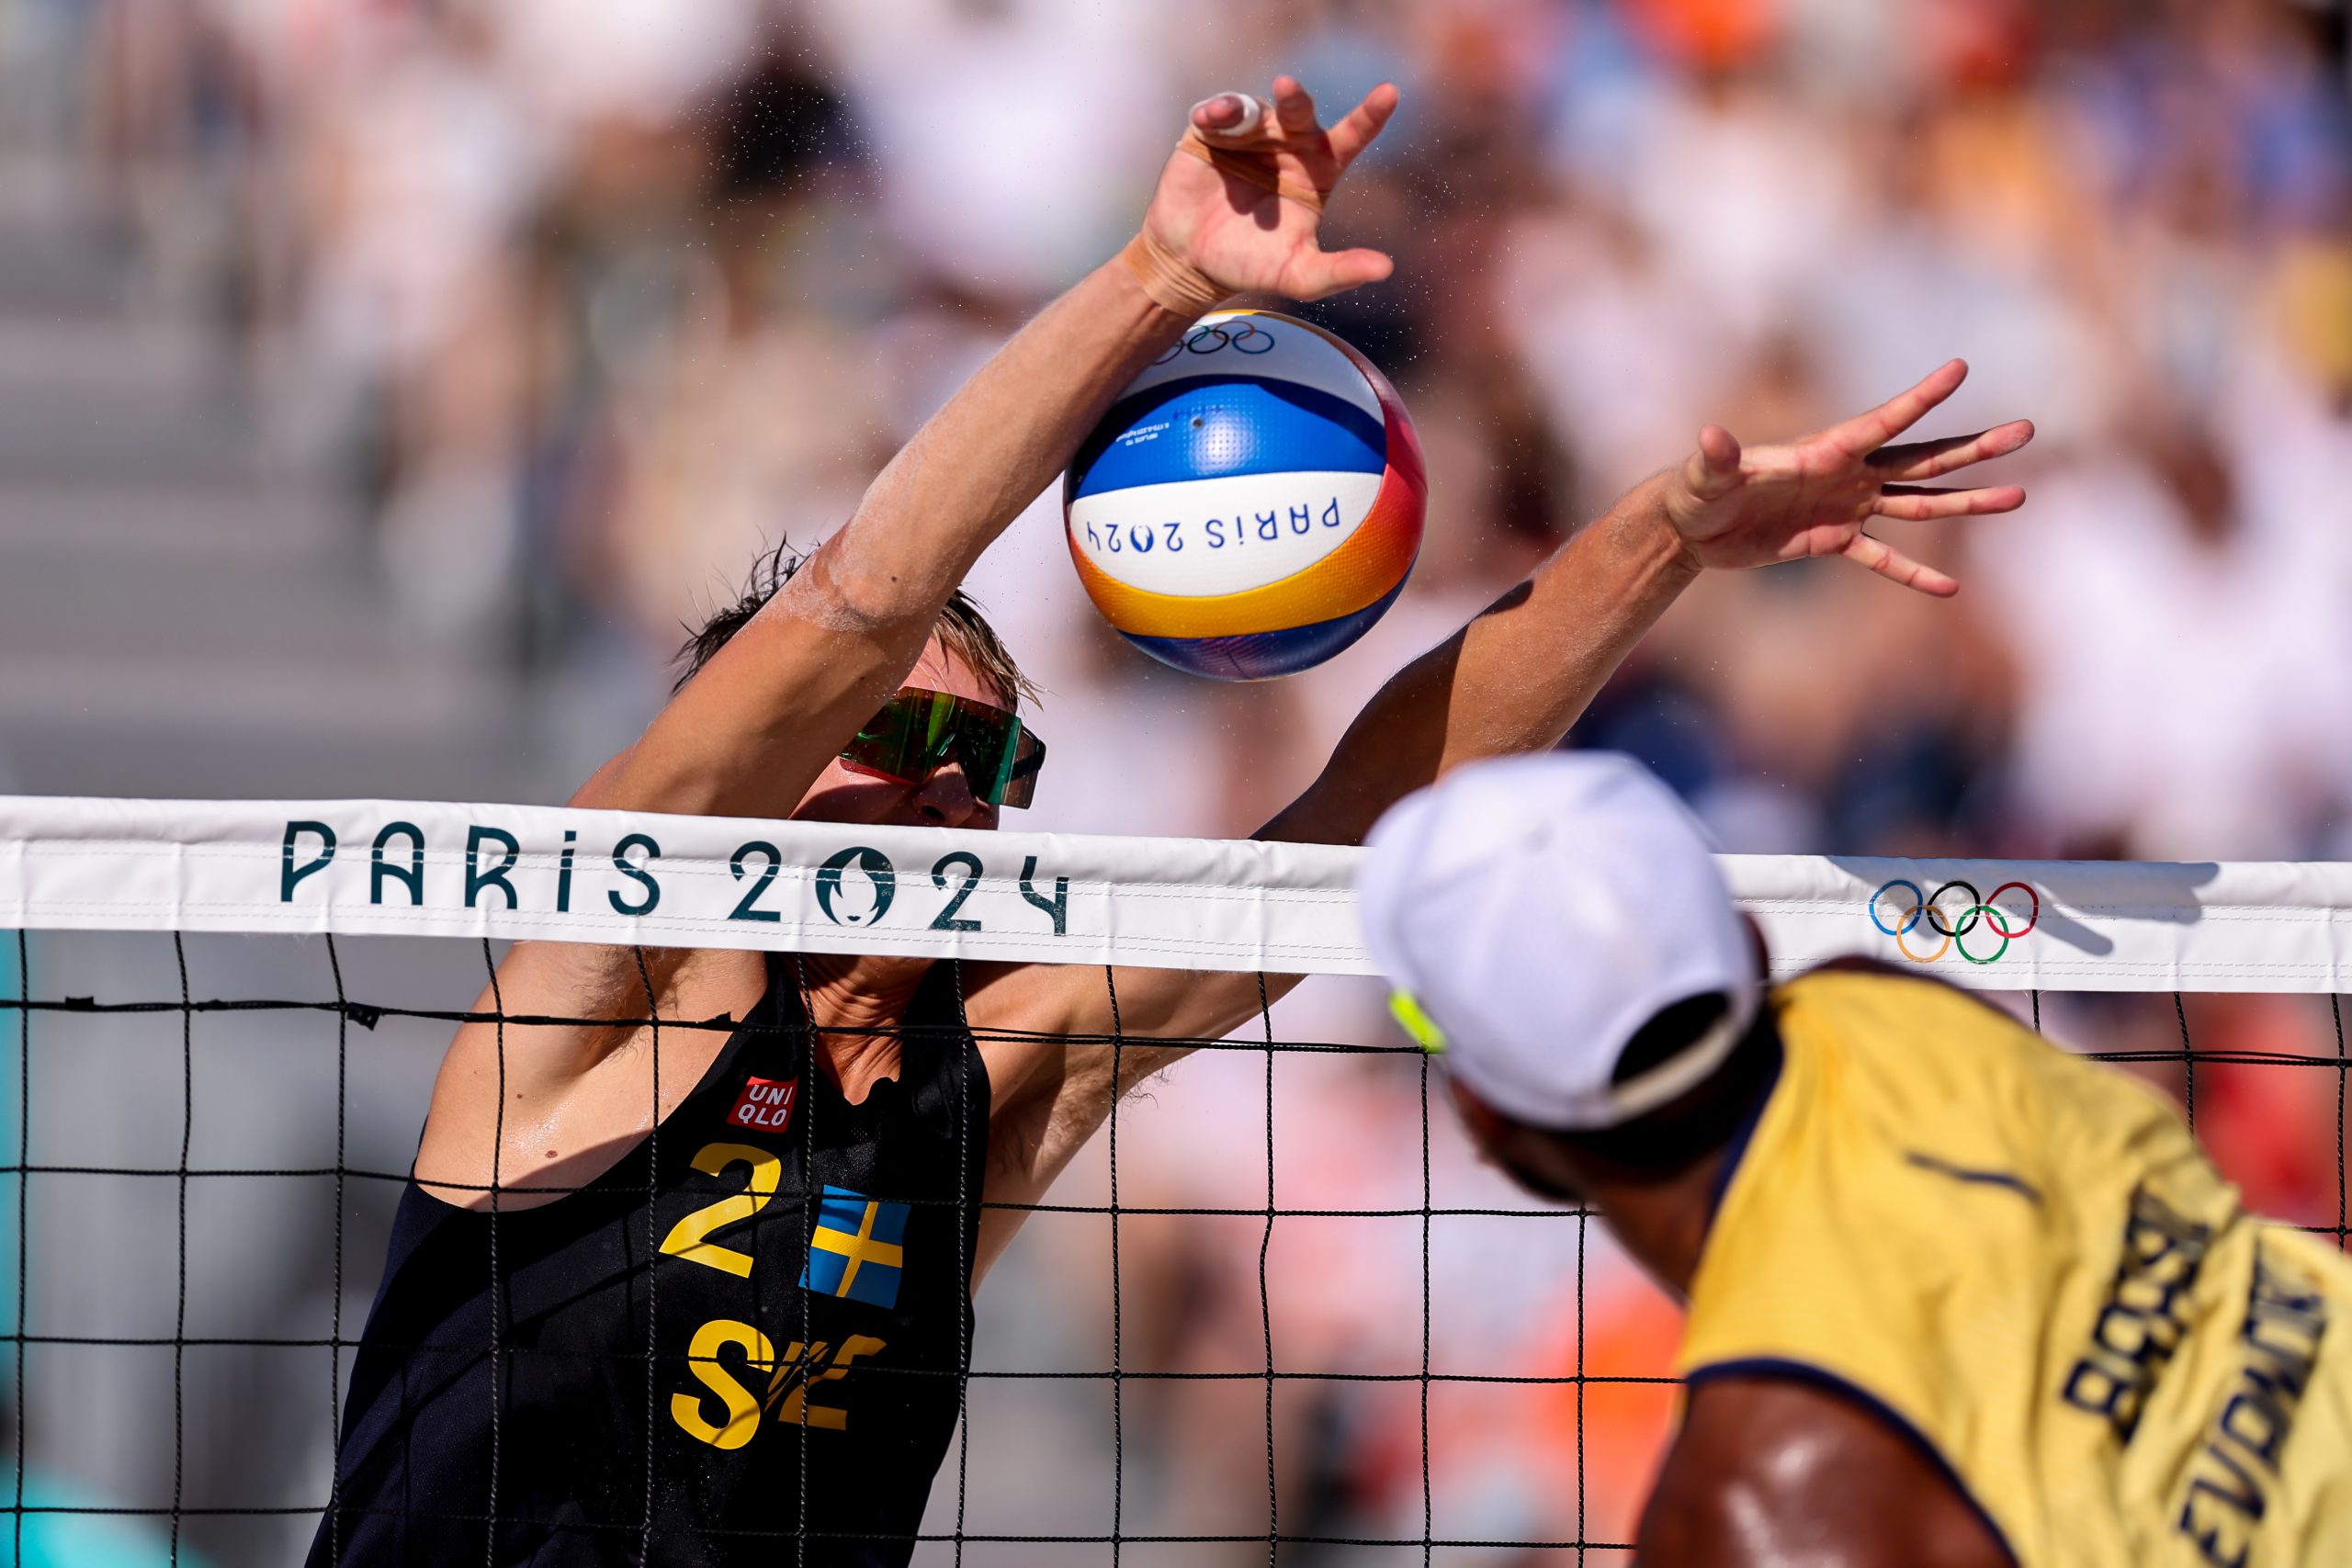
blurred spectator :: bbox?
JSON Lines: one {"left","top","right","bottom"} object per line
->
{"left": 1976, "top": 409, "right": 2352, "bottom": 860}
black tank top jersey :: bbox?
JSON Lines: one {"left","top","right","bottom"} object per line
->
{"left": 311, "top": 957, "right": 989, "bottom": 1568}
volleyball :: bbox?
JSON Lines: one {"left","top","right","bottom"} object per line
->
{"left": 1064, "top": 309, "right": 1426, "bottom": 681}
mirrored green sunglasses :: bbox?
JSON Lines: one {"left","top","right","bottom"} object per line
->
{"left": 840, "top": 687, "right": 1046, "bottom": 809}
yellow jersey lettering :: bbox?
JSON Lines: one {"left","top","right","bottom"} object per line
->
{"left": 2177, "top": 1461, "right": 2257, "bottom": 1568}
{"left": 2219, "top": 1373, "right": 2293, "bottom": 1468}
{"left": 764, "top": 1335, "right": 888, "bottom": 1431}
{"left": 2062, "top": 1186, "right": 2211, "bottom": 1438}
{"left": 2243, "top": 1254, "right": 2326, "bottom": 1387}
{"left": 671, "top": 1318, "right": 776, "bottom": 1450}
{"left": 2172, "top": 1244, "right": 2330, "bottom": 1565}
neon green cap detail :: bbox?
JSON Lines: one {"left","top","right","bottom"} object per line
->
{"left": 1388, "top": 989, "right": 1448, "bottom": 1054}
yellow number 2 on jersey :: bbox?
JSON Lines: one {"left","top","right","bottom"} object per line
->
{"left": 659, "top": 1143, "right": 784, "bottom": 1278}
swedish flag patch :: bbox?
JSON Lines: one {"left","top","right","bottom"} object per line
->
{"left": 798, "top": 1185, "right": 908, "bottom": 1309}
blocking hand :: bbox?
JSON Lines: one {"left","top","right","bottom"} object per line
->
{"left": 1664, "top": 361, "right": 2033, "bottom": 597}
{"left": 1138, "top": 76, "right": 1400, "bottom": 303}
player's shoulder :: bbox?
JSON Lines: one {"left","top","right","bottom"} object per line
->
{"left": 1642, "top": 1371, "right": 2015, "bottom": 1568}
{"left": 954, "top": 959, "right": 1099, "bottom": 1114}
{"left": 1781, "top": 953, "right": 2002, "bottom": 1007}
{"left": 1761, "top": 958, "right": 2082, "bottom": 1160}
{"left": 1696, "top": 958, "right": 2069, "bottom": 1303}
{"left": 1772, "top": 957, "right": 2037, "bottom": 1057}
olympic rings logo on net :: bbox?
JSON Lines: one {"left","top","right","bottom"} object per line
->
{"left": 1150, "top": 321, "right": 1276, "bottom": 364}
{"left": 1868, "top": 878, "right": 2041, "bottom": 964}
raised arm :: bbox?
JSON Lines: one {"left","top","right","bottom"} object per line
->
{"left": 583, "top": 76, "right": 1402, "bottom": 824}
{"left": 1264, "top": 358, "right": 2031, "bottom": 846}
{"left": 419, "top": 79, "right": 1408, "bottom": 1206}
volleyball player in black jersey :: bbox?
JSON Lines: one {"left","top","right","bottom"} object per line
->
{"left": 314, "top": 76, "right": 2032, "bottom": 1567}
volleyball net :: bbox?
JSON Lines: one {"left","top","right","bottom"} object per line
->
{"left": 1, "top": 795, "right": 2348, "bottom": 1564}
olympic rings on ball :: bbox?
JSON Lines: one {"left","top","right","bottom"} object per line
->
{"left": 1869, "top": 878, "right": 2041, "bottom": 964}
{"left": 1149, "top": 321, "right": 1277, "bottom": 365}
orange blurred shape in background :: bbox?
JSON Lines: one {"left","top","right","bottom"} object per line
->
{"left": 1621, "top": 0, "right": 1781, "bottom": 72}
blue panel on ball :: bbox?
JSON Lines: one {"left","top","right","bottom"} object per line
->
{"left": 1118, "top": 578, "right": 1409, "bottom": 682}
{"left": 1069, "top": 376, "right": 1385, "bottom": 500}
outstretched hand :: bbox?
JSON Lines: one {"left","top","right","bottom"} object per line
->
{"left": 1140, "top": 76, "right": 1399, "bottom": 302}
{"left": 1663, "top": 361, "right": 2032, "bottom": 597}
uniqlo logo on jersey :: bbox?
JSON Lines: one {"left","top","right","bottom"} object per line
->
{"left": 727, "top": 1076, "right": 798, "bottom": 1135}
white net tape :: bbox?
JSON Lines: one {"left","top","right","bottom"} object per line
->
{"left": 4, "top": 795, "right": 2348, "bottom": 991}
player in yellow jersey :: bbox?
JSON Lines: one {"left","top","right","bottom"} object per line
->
{"left": 1356, "top": 752, "right": 2352, "bottom": 1568}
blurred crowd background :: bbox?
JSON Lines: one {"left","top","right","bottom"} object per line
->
{"left": 0, "top": 0, "right": 2348, "bottom": 1562}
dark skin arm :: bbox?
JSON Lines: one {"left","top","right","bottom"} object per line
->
{"left": 1640, "top": 1376, "right": 2014, "bottom": 1568}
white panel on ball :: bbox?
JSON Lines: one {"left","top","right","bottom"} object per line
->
{"left": 1065, "top": 471, "right": 1385, "bottom": 596}
{"left": 1118, "top": 314, "right": 1383, "bottom": 418}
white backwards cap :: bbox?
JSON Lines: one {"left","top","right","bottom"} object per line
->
{"left": 1356, "top": 752, "right": 1761, "bottom": 1131}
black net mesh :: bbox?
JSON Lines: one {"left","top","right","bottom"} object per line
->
{"left": 0, "top": 926, "right": 2344, "bottom": 1565}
